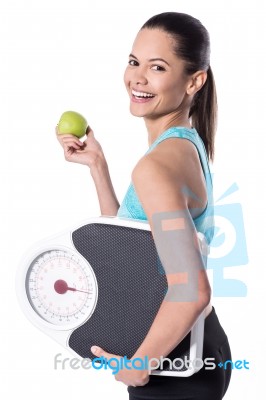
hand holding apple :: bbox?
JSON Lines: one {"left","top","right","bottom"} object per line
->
{"left": 56, "top": 111, "right": 119, "bottom": 215}
{"left": 56, "top": 115, "right": 105, "bottom": 168}
{"left": 58, "top": 111, "right": 88, "bottom": 138}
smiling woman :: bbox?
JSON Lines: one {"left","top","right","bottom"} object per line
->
{"left": 124, "top": 29, "right": 196, "bottom": 128}
{"left": 56, "top": 11, "right": 231, "bottom": 400}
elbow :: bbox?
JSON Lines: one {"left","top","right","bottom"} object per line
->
{"left": 165, "top": 280, "right": 211, "bottom": 312}
{"left": 197, "top": 285, "right": 212, "bottom": 313}
{"left": 196, "top": 270, "right": 212, "bottom": 312}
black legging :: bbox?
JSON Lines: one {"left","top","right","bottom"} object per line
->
{"left": 128, "top": 307, "right": 231, "bottom": 400}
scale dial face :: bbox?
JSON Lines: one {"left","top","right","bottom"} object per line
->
{"left": 25, "top": 248, "right": 98, "bottom": 329}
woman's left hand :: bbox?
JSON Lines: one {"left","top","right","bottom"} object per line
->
{"left": 91, "top": 345, "right": 150, "bottom": 387}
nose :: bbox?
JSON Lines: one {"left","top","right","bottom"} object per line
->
{"left": 132, "top": 66, "right": 148, "bottom": 85}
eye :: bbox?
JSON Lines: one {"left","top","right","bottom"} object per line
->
{"left": 128, "top": 59, "right": 139, "bottom": 66}
{"left": 151, "top": 65, "right": 166, "bottom": 71}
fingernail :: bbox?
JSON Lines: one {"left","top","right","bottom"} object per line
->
{"left": 91, "top": 346, "right": 98, "bottom": 354}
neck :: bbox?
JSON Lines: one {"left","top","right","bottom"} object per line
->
{"left": 144, "top": 112, "right": 192, "bottom": 147}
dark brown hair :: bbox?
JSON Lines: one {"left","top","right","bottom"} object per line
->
{"left": 142, "top": 12, "right": 217, "bottom": 161}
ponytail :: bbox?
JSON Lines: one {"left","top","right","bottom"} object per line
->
{"left": 141, "top": 12, "right": 216, "bottom": 161}
{"left": 189, "top": 67, "right": 217, "bottom": 162}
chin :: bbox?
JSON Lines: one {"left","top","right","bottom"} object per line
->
{"left": 130, "top": 112, "right": 146, "bottom": 118}
{"left": 129, "top": 107, "right": 146, "bottom": 118}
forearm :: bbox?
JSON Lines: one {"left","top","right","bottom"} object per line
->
{"left": 90, "top": 156, "right": 120, "bottom": 216}
{"left": 131, "top": 290, "right": 209, "bottom": 368}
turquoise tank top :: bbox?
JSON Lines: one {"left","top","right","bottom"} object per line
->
{"left": 117, "top": 127, "right": 214, "bottom": 245}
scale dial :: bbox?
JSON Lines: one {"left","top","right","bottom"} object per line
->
{"left": 25, "top": 248, "right": 98, "bottom": 329}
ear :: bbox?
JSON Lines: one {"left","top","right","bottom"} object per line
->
{"left": 186, "top": 71, "right": 207, "bottom": 96}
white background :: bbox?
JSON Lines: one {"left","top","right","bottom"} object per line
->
{"left": 1, "top": 0, "right": 265, "bottom": 398}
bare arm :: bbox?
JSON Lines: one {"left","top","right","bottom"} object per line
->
{"left": 89, "top": 158, "right": 120, "bottom": 216}
{"left": 130, "top": 144, "right": 211, "bottom": 367}
{"left": 56, "top": 127, "right": 120, "bottom": 216}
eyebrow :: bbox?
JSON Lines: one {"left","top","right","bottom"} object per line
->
{"left": 129, "top": 53, "right": 170, "bottom": 66}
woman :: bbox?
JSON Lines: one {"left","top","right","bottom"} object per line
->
{"left": 57, "top": 12, "right": 231, "bottom": 400}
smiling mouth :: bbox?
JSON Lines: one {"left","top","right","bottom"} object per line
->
{"left": 131, "top": 89, "right": 155, "bottom": 99}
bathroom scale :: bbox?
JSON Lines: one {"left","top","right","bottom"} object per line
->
{"left": 16, "top": 216, "right": 208, "bottom": 377}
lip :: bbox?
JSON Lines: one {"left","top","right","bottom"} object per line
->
{"left": 130, "top": 88, "right": 156, "bottom": 104}
{"left": 130, "top": 95, "right": 154, "bottom": 103}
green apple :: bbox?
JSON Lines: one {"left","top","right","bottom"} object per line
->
{"left": 58, "top": 111, "right": 88, "bottom": 138}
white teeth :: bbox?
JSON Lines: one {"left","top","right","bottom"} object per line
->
{"left": 132, "top": 89, "right": 154, "bottom": 98}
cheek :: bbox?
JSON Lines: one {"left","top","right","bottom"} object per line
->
{"left": 123, "top": 67, "right": 130, "bottom": 88}
{"left": 159, "top": 82, "right": 178, "bottom": 102}
{"left": 163, "top": 80, "right": 186, "bottom": 102}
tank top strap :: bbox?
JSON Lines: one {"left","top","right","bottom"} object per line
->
{"left": 146, "top": 126, "right": 198, "bottom": 153}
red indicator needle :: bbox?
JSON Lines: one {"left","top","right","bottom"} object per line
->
{"left": 54, "top": 279, "right": 90, "bottom": 294}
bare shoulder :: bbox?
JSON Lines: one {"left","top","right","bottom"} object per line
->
{"left": 132, "top": 137, "right": 203, "bottom": 188}
{"left": 132, "top": 138, "right": 207, "bottom": 220}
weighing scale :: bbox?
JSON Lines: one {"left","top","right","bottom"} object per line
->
{"left": 16, "top": 216, "right": 208, "bottom": 376}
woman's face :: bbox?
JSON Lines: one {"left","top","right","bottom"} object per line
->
{"left": 124, "top": 28, "right": 191, "bottom": 119}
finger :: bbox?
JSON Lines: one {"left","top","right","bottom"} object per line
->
{"left": 86, "top": 126, "right": 94, "bottom": 136}
{"left": 56, "top": 127, "right": 74, "bottom": 145}
{"left": 61, "top": 137, "right": 84, "bottom": 148}
{"left": 61, "top": 137, "right": 83, "bottom": 145}
{"left": 57, "top": 132, "right": 83, "bottom": 142}
{"left": 59, "top": 138, "right": 83, "bottom": 151}
{"left": 55, "top": 126, "right": 63, "bottom": 142}
{"left": 91, "top": 346, "right": 122, "bottom": 370}
{"left": 56, "top": 127, "right": 83, "bottom": 142}
{"left": 90, "top": 346, "right": 119, "bottom": 361}
{"left": 65, "top": 142, "right": 82, "bottom": 151}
